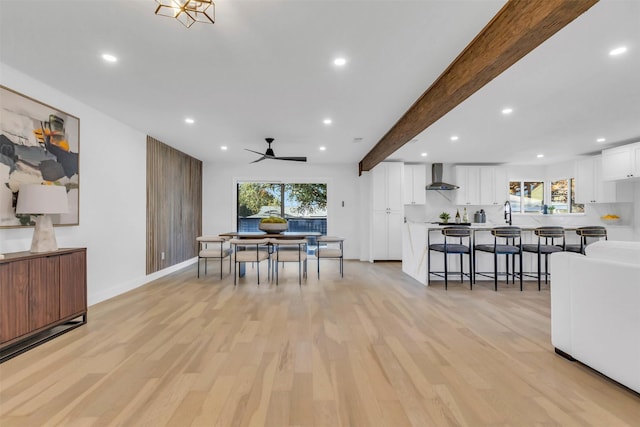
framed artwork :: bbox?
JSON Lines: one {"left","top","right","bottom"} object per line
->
{"left": 0, "top": 85, "right": 80, "bottom": 228}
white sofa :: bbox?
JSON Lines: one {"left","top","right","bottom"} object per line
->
{"left": 551, "top": 240, "right": 640, "bottom": 393}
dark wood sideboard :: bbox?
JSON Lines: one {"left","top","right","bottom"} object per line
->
{"left": 0, "top": 248, "right": 87, "bottom": 363}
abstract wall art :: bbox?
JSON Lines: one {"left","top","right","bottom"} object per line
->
{"left": 0, "top": 85, "right": 80, "bottom": 228}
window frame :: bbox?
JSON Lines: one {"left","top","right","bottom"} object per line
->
{"left": 509, "top": 177, "right": 584, "bottom": 215}
{"left": 549, "top": 177, "right": 584, "bottom": 214}
{"left": 234, "top": 180, "right": 328, "bottom": 234}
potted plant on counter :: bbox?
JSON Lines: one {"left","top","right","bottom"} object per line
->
{"left": 439, "top": 212, "right": 451, "bottom": 224}
{"left": 258, "top": 216, "right": 288, "bottom": 233}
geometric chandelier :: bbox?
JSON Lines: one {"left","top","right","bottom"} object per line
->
{"left": 154, "top": 0, "right": 215, "bottom": 28}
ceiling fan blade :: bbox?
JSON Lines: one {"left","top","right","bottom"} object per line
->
{"left": 274, "top": 156, "right": 307, "bottom": 162}
{"left": 246, "top": 138, "right": 307, "bottom": 163}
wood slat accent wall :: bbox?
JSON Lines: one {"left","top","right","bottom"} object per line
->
{"left": 146, "top": 136, "right": 202, "bottom": 274}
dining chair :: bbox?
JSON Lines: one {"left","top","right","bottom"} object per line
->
{"left": 314, "top": 236, "right": 344, "bottom": 279}
{"left": 565, "top": 226, "right": 607, "bottom": 254}
{"left": 428, "top": 226, "right": 473, "bottom": 290}
{"left": 521, "top": 226, "right": 565, "bottom": 290}
{"left": 229, "top": 238, "right": 271, "bottom": 285}
{"left": 270, "top": 238, "right": 308, "bottom": 285}
{"left": 474, "top": 226, "right": 523, "bottom": 291}
{"left": 196, "top": 235, "right": 232, "bottom": 279}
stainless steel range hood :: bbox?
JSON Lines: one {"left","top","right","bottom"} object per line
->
{"left": 426, "top": 163, "right": 459, "bottom": 190}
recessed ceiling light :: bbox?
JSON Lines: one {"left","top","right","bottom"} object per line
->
{"left": 502, "top": 107, "right": 513, "bottom": 115}
{"left": 221, "top": 146, "right": 228, "bottom": 151}
{"left": 537, "top": 154, "right": 544, "bottom": 158}
{"left": 319, "top": 146, "right": 326, "bottom": 151}
{"left": 102, "top": 53, "right": 118, "bottom": 63}
{"left": 323, "top": 118, "right": 332, "bottom": 125}
{"left": 596, "top": 137, "right": 606, "bottom": 143}
{"left": 609, "top": 46, "right": 627, "bottom": 56}
{"left": 450, "top": 135, "right": 459, "bottom": 141}
{"left": 421, "top": 152, "right": 428, "bottom": 157}
{"left": 333, "top": 57, "right": 347, "bottom": 66}
{"left": 185, "top": 118, "right": 195, "bottom": 124}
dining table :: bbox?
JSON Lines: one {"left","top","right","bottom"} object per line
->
{"left": 219, "top": 231, "right": 322, "bottom": 239}
{"left": 219, "top": 231, "right": 322, "bottom": 277}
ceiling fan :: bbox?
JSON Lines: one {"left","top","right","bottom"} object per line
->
{"left": 245, "top": 138, "right": 307, "bottom": 163}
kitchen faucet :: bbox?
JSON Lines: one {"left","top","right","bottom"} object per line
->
{"left": 504, "top": 200, "right": 512, "bottom": 225}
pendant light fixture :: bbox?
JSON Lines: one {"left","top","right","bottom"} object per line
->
{"left": 155, "top": 0, "right": 215, "bottom": 28}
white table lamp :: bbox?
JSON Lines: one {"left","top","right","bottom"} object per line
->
{"left": 16, "top": 184, "right": 69, "bottom": 253}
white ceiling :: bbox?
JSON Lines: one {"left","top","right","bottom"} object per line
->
{"left": 1, "top": 0, "right": 639, "bottom": 167}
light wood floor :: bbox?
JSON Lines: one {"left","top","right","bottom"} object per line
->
{"left": 1, "top": 261, "right": 638, "bottom": 426}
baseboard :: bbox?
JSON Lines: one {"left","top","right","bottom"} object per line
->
{"left": 89, "top": 257, "right": 197, "bottom": 306}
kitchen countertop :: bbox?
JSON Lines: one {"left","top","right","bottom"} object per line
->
{"left": 421, "top": 222, "right": 579, "bottom": 232}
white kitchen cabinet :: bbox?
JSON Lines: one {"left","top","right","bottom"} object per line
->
{"left": 479, "top": 166, "right": 507, "bottom": 205}
{"left": 602, "top": 142, "right": 640, "bottom": 181}
{"left": 372, "top": 162, "right": 403, "bottom": 211}
{"left": 403, "top": 164, "right": 426, "bottom": 205}
{"left": 372, "top": 210, "right": 403, "bottom": 260}
{"left": 371, "top": 162, "right": 404, "bottom": 260}
{"left": 575, "top": 155, "right": 617, "bottom": 203}
{"left": 454, "top": 166, "right": 480, "bottom": 205}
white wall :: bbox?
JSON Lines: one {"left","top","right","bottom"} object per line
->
{"left": 0, "top": 64, "right": 176, "bottom": 305}
{"left": 202, "top": 160, "right": 363, "bottom": 259}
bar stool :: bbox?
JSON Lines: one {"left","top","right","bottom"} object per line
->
{"left": 521, "top": 226, "right": 565, "bottom": 291}
{"left": 565, "top": 226, "right": 607, "bottom": 254}
{"left": 427, "top": 226, "right": 473, "bottom": 290}
{"left": 474, "top": 226, "right": 523, "bottom": 291}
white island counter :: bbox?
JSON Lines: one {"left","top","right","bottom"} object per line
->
{"left": 401, "top": 221, "right": 630, "bottom": 286}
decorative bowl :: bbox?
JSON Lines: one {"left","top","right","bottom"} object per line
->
{"left": 258, "top": 222, "right": 288, "bottom": 233}
{"left": 601, "top": 214, "right": 621, "bottom": 223}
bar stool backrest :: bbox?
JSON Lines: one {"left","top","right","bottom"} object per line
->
{"left": 441, "top": 226, "right": 471, "bottom": 237}
{"left": 576, "top": 226, "right": 607, "bottom": 238}
{"left": 535, "top": 226, "right": 565, "bottom": 239}
{"left": 491, "top": 226, "right": 521, "bottom": 238}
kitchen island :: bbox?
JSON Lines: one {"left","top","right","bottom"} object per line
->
{"left": 401, "top": 222, "right": 621, "bottom": 287}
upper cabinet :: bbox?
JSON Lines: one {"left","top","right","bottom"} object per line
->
{"left": 575, "top": 155, "right": 617, "bottom": 203}
{"left": 602, "top": 142, "right": 640, "bottom": 181}
{"left": 454, "top": 166, "right": 480, "bottom": 205}
{"left": 403, "top": 164, "right": 426, "bottom": 205}
{"left": 455, "top": 165, "right": 506, "bottom": 206}
{"left": 479, "top": 167, "right": 508, "bottom": 205}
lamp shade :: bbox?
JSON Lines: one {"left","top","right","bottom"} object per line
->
{"left": 16, "top": 184, "right": 69, "bottom": 215}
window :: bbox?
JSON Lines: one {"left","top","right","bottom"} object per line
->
{"left": 551, "top": 178, "right": 584, "bottom": 213}
{"left": 509, "top": 181, "right": 544, "bottom": 213}
{"left": 509, "top": 178, "right": 584, "bottom": 214}
{"left": 237, "top": 182, "right": 327, "bottom": 234}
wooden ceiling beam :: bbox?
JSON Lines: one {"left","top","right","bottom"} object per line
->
{"left": 358, "top": 0, "right": 599, "bottom": 174}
